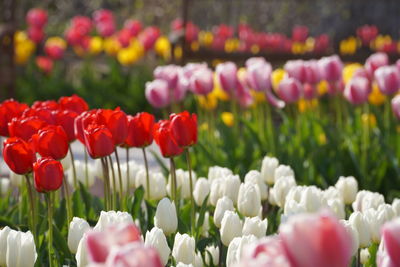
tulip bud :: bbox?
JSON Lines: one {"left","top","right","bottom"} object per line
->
{"left": 244, "top": 170, "right": 268, "bottom": 201}
{"left": 145, "top": 227, "right": 171, "bottom": 266}
{"left": 349, "top": 211, "right": 371, "bottom": 248}
{"left": 216, "top": 62, "right": 238, "bottom": 94}
{"left": 242, "top": 217, "right": 268, "bottom": 238}
{"left": 76, "top": 234, "right": 89, "bottom": 267}
{"left": 3, "top": 137, "right": 36, "bottom": 175}
{"left": 189, "top": 68, "right": 214, "bottom": 95}
{"left": 93, "top": 210, "right": 133, "bottom": 232}
{"left": 271, "top": 176, "right": 296, "bottom": 208}
{"left": 238, "top": 182, "right": 261, "bottom": 217}
{"left": 205, "top": 245, "right": 220, "bottom": 266}
{"left": 344, "top": 77, "right": 370, "bottom": 105}
{"left": 226, "top": 237, "right": 242, "bottom": 267}
{"left": 277, "top": 77, "right": 302, "bottom": 103}
{"left": 193, "top": 178, "right": 210, "bottom": 206}
{"left": 208, "top": 166, "right": 233, "bottom": 182}
{"left": 68, "top": 217, "right": 91, "bottom": 254}
{"left": 391, "top": 94, "right": 400, "bottom": 120}
{"left": 365, "top": 52, "right": 389, "bottom": 77}
{"left": 209, "top": 178, "right": 223, "bottom": 206}
{"left": 194, "top": 251, "right": 203, "bottom": 267}
{"left": 214, "top": 196, "right": 234, "bottom": 228}
{"left": 33, "top": 157, "right": 64, "bottom": 193}
{"left": 318, "top": 55, "right": 343, "bottom": 82}
{"left": 274, "top": 165, "right": 294, "bottom": 182}
{"left": 360, "top": 248, "right": 370, "bottom": 264}
{"left": 0, "top": 226, "right": 11, "bottom": 266}
{"left": 260, "top": 156, "right": 279, "bottom": 185}
{"left": 340, "top": 220, "right": 360, "bottom": 256}
{"left": 352, "top": 190, "right": 385, "bottom": 212}
{"left": 172, "top": 233, "right": 196, "bottom": 264}
{"left": 145, "top": 79, "right": 170, "bottom": 108}
{"left": 246, "top": 61, "right": 272, "bottom": 91}
{"left": 374, "top": 66, "right": 400, "bottom": 95}
{"left": 154, "top": 198, "right": 178, "bottom": 235}
{"left": 327, "top": 198, "right": 346, "bottom": 220}
{"left": 6, "top": 230, "right": 37, "bottom": 267}
{"left": 221, "top": 174, "right": 241, "bottom": 205}
{"left": 335, "top": 176, "right": 358, "bottom": 204}
{"left": 220, "top": 211, "right": 243, "bottom": 246}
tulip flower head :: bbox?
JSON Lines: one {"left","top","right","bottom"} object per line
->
{"left": 33, "top": 157, "right": 63, "bottom": 192}
{"left": 125, "top": 112, "right": 155, "bottom": 148}
{"left": 344, "top": 77, "right": 371, "bottom": 105}
{"left": 84, "top": 123, "right": 115, "bottom": 158}
{"left": 3, "top": 137, "right": 36, "bottom": 175}
{"left": 391, "top": 95, "right": 400, "bottom": 120}
{"left": 374, "top": 66, "right": 400, "bottom": 95}
{"left": 33, "top": 125, "right": 69, "bottom": 160}
{"left": 0, "top": 99, "right": 29, "bottom": 137}
{"left": 145, "top": 79, "right": 170, "bottom": 108}
{"left": 169, "top": 111, "right": 197, "bottom": 148}
{"left": 96, "top": 108, "right": 128, "bottom": 145}
{"left": 54, "top": 109, "right": 78, "bottom": 142}
{"left": 59, "top": 94, "right": 89, "bottom": 114}
{"left": 153, "top": 120, "right": 183, "bottom": 158}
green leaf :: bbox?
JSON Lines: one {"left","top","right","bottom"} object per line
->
{"left": 130, "top": 186, "right": 144, "bottom": 220}
{"left": 79, "top": 182, "right": 92, "bottom": 219}
{"left": 54, "top": 198, "right": 67, "bottom": 230}
{"left": 72, "top": 190, "right": 85, "bottom": 218}
{"left": 0, "top": 216, "right": 18, "bottom": 230}
{"left": 53, "top": 223, "right": 73, "bottom": 260}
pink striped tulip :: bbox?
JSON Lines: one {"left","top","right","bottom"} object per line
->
{"left": 284, "top": 60, "right": 307, "bottom": 84}
{"left": 145, "top": 80, "right": 170, "bottom": 108}
{"left": 277, "top": 78, "right": 302, "bottom": 103}
{"left": 365, "top": 52, "right": 389, "bottom": 78}
{"left": 374, "top": 66, "right": 400, "bottom": 95}
{"left": 377, "top": 218, "right": 400, "bottom": 267}
{"left": 246, "top": 61, "right": 273, "bottom": 92}
{"left": 344, "top": 77, "right": 371, "bottom": 105}
{"left": 189, "top": 68, "right": 214, "bottom": 95}
{"left": 153, "top": 65, "right": 180, "bottom": 90}
{"left": 391, "top": 95, "right": 400, "bottom": 120}
{"left": 102, "top": 243, "right": 163, "bottom": 267}
{"left": 279, "top": 212, "right": 352, "bottom": 267}
{"left": 318, "top": 55, "right": 343, "bottom": 82}
{"left": 216, "top": 62, "right": 238, "bottom": 94}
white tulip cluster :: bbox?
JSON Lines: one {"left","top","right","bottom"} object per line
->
{"left": 0, "top": 227, "right": 36, "bottom": 267}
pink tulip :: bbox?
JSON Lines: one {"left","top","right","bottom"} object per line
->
{"left": 353, "top": 68, "right": 370, "bottom": 80}
{"left": 145, "top": 80, "right": 170, "bottom": 108}
{"left": 245, "top": 57, "right": 267, "bottom": 68}
{"left": 124, "top": 19, "right": 142, "bottom": 37}
{"left": 153, "top": 65, "right": 180, "bottom": 90}
{"left": 26, "top": 8, "right": 48, "bottom": 28}
{"left": 365, "top": 52, "right": 389, "bottom": 78}
{"left": 101, "top": 243, "right": 163, "bottom": 267}
{"left": 304, "top": 60, "right": 321, "bottom": 85}
{"left": 284, "top": 60, "right": 307, "bottom": 84}
{"left": 93, "top": 9, "right": 115, "bottom": 37}
{"left": 374, "top": 66, "right": 400, "bottom": 95}
{"left": 344, "top": 77, "right": 371, "bottom": 105}
{"left": 28, "top": 26, "right": 45, "bottom": 43}
{"left": 318, "top": 55, "right": 343, "bottom": 82}
{"left": 278, "top": 78, "right": 302, "bottom": 103}
{"left": 303, "top": 84, "right": 316, "bottom": 100}
{"left": 216, "top": 62, "right": 238, "bottom": 94}
{"left": 86, "top": 223, "right": 141, "bottom": 263}
{"left": 391, "top": 95, "right": 400, "bottom": 120}
{"left": 189, "top": 68, "right": 214, "bottom": 95}
{"left": 246, "top": 61, "right": 272, "bottom": 91}
{"left": 71, "top": 16, "right": 92, "bottom": 35}
{"left": 377, "top": 218, "right": 400, "bottom": 267}
{"left": 235, "top": 80, "right": 254, "bottom": 108}
{"left": 292, "top": 25, "right": 309, "bottom": 43}
{"left": 279, "top": 212, "right": 352, "bottom": 267}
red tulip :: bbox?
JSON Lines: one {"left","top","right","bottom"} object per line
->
{"left": 3, "top": 137, "right": 36, "bottom": 174}
{"left": 84, "top": 123, "right": 115, "bottom": 158}
{"left": 28, "top": 27, "right": 45, "bottom": 44}
{"left": 44, "top": 43, "right": 65, "bottom": 60}
{"left": 96, "top": 108, "right": 128, "bottom": 145}
{"left": 71, "top": 16, "right": 92, "bottom": 35}
{"left": 292, "top": 25, "right": 309, "bottom": 43}
{"left": 33, "top": 157, "right": 63, "bottom": 192}
{"left": 54, "top": 109, "right": 78, "bottom": 142}
{"left": 74, "top": 110, "right": 98, "bottom": 144}
{"left": 59, "top": 94, "right": 89, "bottom": 114}
{"left": 124, "top": 19, "right": 142, "bottom": 37}
{"left": 31, "top": 100, "right": 59, "bottom": 110}
{"left": 26, "top": 8, "right": 48, "bottom": 28}
{"left": 33, "top": 125, "right": 69, "bottom": 160}
{"left": 153, "top": 120, "right": 183, "bottom": 158}
{"left": 65, "top": 27, "right": 84, "bottom": 46}
{"left": 0, "top": 99, "right": 29, "bottom": 137}
{"left": 36, "top": 56, "right": 53, "bottom": 74}
{"left": 169, "top": 111, "right": 197, "bottom": 148}
{"left": 22, "top": 108, "right": 56, "bottom": 125}
{"left": 125, "top": 112, "right": 155, "bottom": 148}
{"left": 8, "top": 116, "right": 47, "bottom": 142}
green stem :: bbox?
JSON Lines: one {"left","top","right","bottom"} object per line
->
{"left": 185, "top": 149, "right": 195, "bottom": 236}
{"left": 24, "top": 175, "right": 37, "bottom": 246}
{"left": 170, "top": 157, "right": 177, "bottom": 209}
{"left": 265, "top": 103, "right": 276, "bottom": 155}
{"left": 142, "top": 148, "right": 151, "bottom": 200}
{"left": 84, "top": 147, "right": 89, "bottom": 188}
{"left": 62, "top": 177, "right": 72, "bottom": 224}
{"left": 46, "top": 192, "right": 54, "bottom": 267}
{"left": 114, "top": 149, "right": 124, "bottom": 204}
{"left": 101, "top": 157, "right": 110, "bottom": 211}
{"left": 361, "top": 104, "right": 370, "bottom": 185}
{"left": 126, "top": 148, "right": 130, "bottom": 196}
{"left": 108, "top": 156, "right": 117, "bottom": 210}
{"left": 69, "top": 144, "right": 78, "bottom": 189}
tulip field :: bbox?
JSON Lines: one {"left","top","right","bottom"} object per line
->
{"left": 1, "top": 4, "right": 400, "bottom": 267}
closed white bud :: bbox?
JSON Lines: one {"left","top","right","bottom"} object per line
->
{"left": 172, "top": 233, "right": 196, "bottom": 264}
{"left": 300, "top": 186, "right": 324, "bottom": 213}
{"left": 272, "top": 176, "right": 296, "bottom": 208}
{"left": 220, "top": 211, "right": 243, "bottom": 246}
{"left": 208, "top": 166, "right": 232, "bottom": 182}
{"left": 274, "top": 165, "right": 294, "bottom": 182}
{"left": 194, "top": 251, "right": 203, "bottom": 267}
{"left": 327, "top": 198, "right": 346, "bottom": 220}
{"left": 244, "top": 170, "right": 268, "bottom": 200}
{"left": 323, "top": 186, "right": 341, "bottom": 201}
{"left": 260, "top": 156, "right": 279, "bottom": 185}
{"left": 237, "top": 182, "right": 261, "bottom": 217}
{"left": 360, "top": 248, "right": 370, "bottom": 264}
{"left": 226, "top": 237, "right": 241, "bottom": 267}
{"left": 0, "top": 226, "right": 11, "bottom": 266}
{"left": 242, "top": 217, "right": 268, "bottom": 238}
{"left": 214, "top": 196, "right": 234, "bottom": 228}
{"left": 76, "top": 233, "right": 88, "bottom": 267}
{"left": 193, "top": 178, "right": 210, "bottom": 206}
{"left": 6, "top": 230, "right": 36, "bottom": 267}
{"left": 154, "top": 198, "right": 178, "bottom": 235}
{"left": 221, "top": 174, "right": 241, "bottom": 205}
{"left": 335, "top": 176, "right": 358, "bottom": 204}
{"left": 205, "top": 245, "right": 220, "bottom": 266}
{"left": 284, "top": 199, "right": 307, "bottom": 218}
{"left": 145, "top": 227, "right": 171, "bottom": 266}
{"left": 93, "top": 210, "right": 133, "bottom": 232}
{"left": 349, "top": 211, "right": 371, "bottom": 248}
{"left": 352, "top": 190, "right": 385, "bottom": 212}
{"left": 340, "top": 220, "right": 359, "bottom": 256}
{"left": 68, "top": 217, "right": 90, "bottom": 254}
{"left": 209, "top": 178, "right": 223, "bottom": 206}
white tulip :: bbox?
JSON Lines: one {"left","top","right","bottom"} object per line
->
{"left": 226, "top": 237, "right": 241, "bottom": 267}
{"left": 237, "top": 182, "right": 261, "bottom": 217}
{"left": 260, "top": 156, "right": 279, "bottom": 185}
{"left": 364, "top": 205, "right": 394, "bottom": 243}
{"left": 0, "top": 178, "right": 10, "bottom": 196}
{"left": 6, "top": 230, "right": 36, "bottom": 267}
{"left": 9, "top": 170, "right": 23, "bottom": 187}
{"left": 299, "top": 186, "right": 325, "bottom": 213}
{"left": 271, "top": 176, "right": 296, "bottom": 208}
{"left": 323, "top": 186, "right": 341, "bottom": 201}
{"left": 352, "top": 190, "right": 385, "bottom": 212}
{"left": 274, "top": 165, "right": 294, "bottom": 182}
{"left": 68, "top": 217, "right": 90, "bottom": 254}
{"left": 76, "top": 233, "right": 88, "bottom": 267}
{"left": 360, "top": 248, "right": 370, "bottom": 264}
{"left": 194, "top": 251, "right": 203, "bottom": 267}
{"left": 67, "top": 160, "right": 96, "bottom": 188}
{"left": 335, "top": 176, "right": 358, "bottom": 204}
{"left": 0, "top": 226, "right": 11, "bottom": 266}
{"left": 340, "top": 220, "right": 359, "bottom": 256}
{"left": 242, "top": 217, "right": 268, "bottom": 238}
{"left": 244, "top": 170, "right": 268, "bottom": 200}
{"left": 167, "top": 169, "right": 197, "bottom": 199}
{"left": 214, "top": 196, "right": 234, "bottom": 228}
{"left": 283, "top": 199, "right": 307, "bottom": 219}
{"left": 93, "top": 210, "right": 133, "bottom": 232}
{"left": 237, "top": 235, "right": 257, "bottom": 261}
{"left": 145, "top": 227, "right": 171, "bottom": 266}
{"left": 136, "top": 170, "right": 167, "bottom": 200}
{"left": 172, "top": 233, "right": 195, "bottom": 264}
{"left": 349, "top": 211, "right": 371, "bottom": 248}
{"left": 268, "top": 188, "right": 277, "bottom": 205}
{"left": 205, "top": 245, "right": 219, "bottom": 266}
{"left": 327, "top": 198, "right": 346, "bottom": 220}
{"left": 209, "top": 178, "right": 223, "bottom": 206}
{"left": 392, "top": 198, "right": 400, "bottom": 216}
{"left": 176, "top": 263, "right": 194, "bottom": 267}
{"left": 208, "top": 166, "right": 232, "bottom": 182}
{"left": 154, "top": 198, "right": 178, "bottom": 235}
{"left": 377, "top": 204, "right": 395, "bottom": 221}
{"left": 221, "top": 174, "right": 241, "bottom": 205}
{"left": 220, "top": 211, "right": 243, "bottom": 246}
{"left": 193, "top": 178, "right": 210, "bottom": 206}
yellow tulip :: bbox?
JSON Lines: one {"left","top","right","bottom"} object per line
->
{"left": 197, "top": 94, "right": 218, "bottom": 110}
{"left": 342, "top": 63, "right": 363, "bottom": 84}
{"left": 369, "top": 83, "right": 386, "bottom": 106}
{"left": 250, "top": 45, "right": 260, "bottom": 54}
{"left": 212, "top": 73, "right": 230, "bottom": 101}
{"left": 89, "top": 36, "right": 103, "bottom": 55}
{"left": 104, "top": 37, "right": 121, "bottom": 56}
{"left": 117, "top": 47, "right": 139, "bottom": 66}
{"left": 221, "top": 112, "right": 234, "bottom": 127}
{"left": 317, "top": 80, "right": 329, "bottom": 96}
{"left": 199, "top": 31, "right": 213, "bottom": 47}
{"left": 251, "top": 91, "right": 266, "bottom": 103}
{"left": 174, "top": 46, "right": 182, "bottom": 60}
{"left": 46, "top": 36, "right": 67, "bottom": 49}
{"left": 14, "top": 31, "right": 29, "bottom": 44}
{"left": 362, "top": 113, "right": 377, "bottom": 128}
{"left": 155, "top": 36, "right": 171, "bottom": 59}
{"left": 14, "top": 39, "right": 36, "bottom": 65}
{"left": 298, "top": 99, "right": 318, "bottom": 113}
{"left": 271, "top": 69, "right": 286, "bottom": 91}
{"left": 340, "top": 37, "right": 358, "bottom": 55}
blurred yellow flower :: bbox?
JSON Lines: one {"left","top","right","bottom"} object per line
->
{"left": 362, "top": 113, "right": 377, "bottom": 128}
{"left": 155, "top": 36, "right": 171, "bottom": 59}
{"left": 89, "top": 36, "right": 103, "bottom": 55}
{"left": 224, "top": 38, "right": 239, "bottom": 53}
{"left": 104, "top": 37, "right": 121, "bottom": 56}
{"left": 197, "top": 94, "right": 218, "bottom": 110}
{"left": 199, "top": 31, "right": 213, "bottom": 47}
{"left": 174, "top": 46, "right": 182, "bottom": 60}
{"left": 46, "top": 36, "right": 67, "bottom": 49}
{"left": 318, "top": 132, "right": 327, "bottom": 145}
{"left": 200, "top": 122, "right": 209, "bottom": 131}
{"left": 271, "top": 69, "right": 286, "bottom": 91}
{"left": 317, "top": 80, "right": 329, "bottom": 96}
{"left": 117, "top": 47, "right": 139, "bottom": 66}
{"left": 369, "top": 83, "right": 386, "bottom": 106}
{"left": 250, "top": 45, "right": 260, "bottom": 54}
{"left": 212, "top": 73, "right": 230, "bottom": 101}
{"left": 298, "top": 99, "right": 318, "bottom": 113}
{"left": 14, "top": 31, "right": 28, "bottom": 44}
{"left": 251, "top": 91, "right": 266, "bottom": 103}
{"left": 292, "top": 42, "right": 307, "bottom": 54}
{"left": 191, "top": 41, "right": 200, "bottom": 52}
{"left": 221, "top": 112, "right": 234, "bottom": 127}
{"left": 305, "top": 37, "right": 315, "bottom": 52}
{"left": 340, "top": 37, "right": 358, "bottom": 55}
{"left": 342, "top": 63, "right": 363, "bottom": 84}
{"left": 372, "top": 35, "right": 392, "bottom": 51}
{"left": 14, "top": 37, "right": 36, "bottom": 65}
